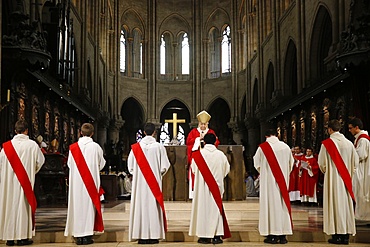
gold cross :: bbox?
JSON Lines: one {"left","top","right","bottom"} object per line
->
{"left": 165, "top": 113, "right": 186, "bottom": 140}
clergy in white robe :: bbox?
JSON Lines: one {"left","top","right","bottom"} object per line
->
{"left": 348, "top": 118, "right": 370, "bottom": 221}
{"left": 64, "top": 123, "right": 105, "bottom": 244}
{"left": 186, "top": 110, "right": 219, "bottom": 199}
{"left": 128, "top": 123, "right": 170, "bottom": 243}
{"left": 253, "top": 129, "right": 294, "bottom": 244}
{"left": 0, "top": 120, "right": 45, "bottom": 245}
{"left": 189, "top": 133, "right": 230, "bottom": 244}
{"left": 318, "top": 119, "right": 358, "bottom": 244}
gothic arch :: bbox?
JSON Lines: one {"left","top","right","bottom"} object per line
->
{"left": 208, "top": 98, "right": 232, "bottom": 144}
{"left": 283, "top": 39, "right": 297, "bottom": 97}
{"left": 159, "top": 99, "right": 191, "bottom": 140}
{"left": 309, "top": 5, "right": 333, "bottom": 83}
{"left": 121, "top": 8, "right": 145, "bottom": 34}
{"left": 120, "top": 97, "right": 145, "bottom": 151}
{"left": 205, "top": 8, "right": 231, "bottom": 34}
{"left": 159, "top": 14, "right": 191, "bottom": 37}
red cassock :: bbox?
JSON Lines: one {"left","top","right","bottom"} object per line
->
{"left": 288, "top": 154, "right": 303, "bottom": 192}
{"left": 186, "top": 128, "right": 219, "bottom": 165}
{"left": 299, "top": 156, "right": 320, "bottom": 197}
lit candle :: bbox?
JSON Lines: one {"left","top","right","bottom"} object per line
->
{"left": 7, "top": 89, "right": 10, "bottom": 102}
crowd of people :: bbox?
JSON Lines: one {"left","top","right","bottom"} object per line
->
{"left": 0, "top": 114, "right": 368, "bottom": 246}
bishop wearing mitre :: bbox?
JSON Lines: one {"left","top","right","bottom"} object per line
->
{"left": 186, "top": 110, "right": 220, "bottom": 199}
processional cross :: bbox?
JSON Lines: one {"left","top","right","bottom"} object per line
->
{"left": 165, "top": 113, "right": 186, "bottom": 140}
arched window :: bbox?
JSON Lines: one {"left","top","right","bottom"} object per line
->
{"left": 181, "top": 33, "right": 189, "bottom": 75}
{"left": 120, "top": 27, "right": 143, "bottom": 78}
{"left": 136, "top": 129, "right": 143, "bottom": 142}
{"left": 160, "top": 34, "right": 166, "bottom": 74}
{"left": 132, "top": 29, "right": 143, "bottom": 77}
{"left": 160, "top": 123, "right": 171, "bottom": 145}
{"left": 120, "top": 29, "right": 126, "bottom": 73}
{"left": 221, "top": 25, "right": 231, "bottom": 74}
{"left": 209, "top": 28, "right": 220, "bottom": 78}
{"left": 160, "top": 33, "right": 173, "bottom": 79}
{"left": 160, "top": 123, "right": 185, "bottom": 145}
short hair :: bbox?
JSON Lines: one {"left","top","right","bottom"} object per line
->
{"left": 144, "top": 123, "right": 156, "bottom": 135}
{"left": 328, "top": 119, "right": 341, "bottom": 131}
{"left": 305, "top": 147, "right": 313, "bottom": 152}
{"left": 204, "top": 133, "right": 216, "bottom": 145}
{"left": 265, "top": 128, "right": 277, "bottom": 137}
{"left": 15, "top": 120, "right": 28, "bottom": 134}
{"left": 348, "top": 118, "right": 363, "bottom": 129}
{"left": 81, "top": 123, "right": 94, "bottom": 136}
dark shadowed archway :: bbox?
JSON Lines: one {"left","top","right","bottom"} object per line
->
{"left": 160, "top": 99, "right": 190, "bottom": 144}
{"left": 208, "top": 98, "right": 232, "bottom": 144}
{"left": 120, "top": 97, "right": 144, "bottom": 157}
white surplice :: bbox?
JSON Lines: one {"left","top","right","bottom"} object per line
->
{"left": 189, "top": 144, "right": 230, "bottom": 238}
{"left": 318, "top": 132, "right": 358, "bottom": 235}
{"left": 352, "top": 130, "right": 370, "bottom": 221}
{"left": 0, "top": 134, "right": 45, "bottom": 240}
{"left": 64, "top": 136, "right": 106, "bottom": 238}
{"left": 253, "top": 136, "right": 294, "bottom": 236}
{"left": 128, "top": 136, "right": 170, "bottom": 241}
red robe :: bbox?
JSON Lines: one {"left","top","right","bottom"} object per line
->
{"left": 299, "top": 155, "right": 320, "bottom": 197}
{"left": 288, "top": 153, "right": 303, "bottom": 192}
{"left": 186, "top": 128, "right": 219, "bottom": 194}
{"left": 186, "top": 128, "right": 219, "bottom": 165}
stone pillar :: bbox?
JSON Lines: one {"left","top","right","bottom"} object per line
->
{"left": 109, "top": 117, "right": 125, "bottom": 144}
{"left": 244, "top": 117, "right": 260, "bottom": 172}
{"left": 97, "top": 114, "right": 110, "bottom": 152}
{"left": 153, "top": 121, "right": 162, "bottom": 141}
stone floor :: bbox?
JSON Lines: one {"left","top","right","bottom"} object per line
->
{"left": 1, "top": 199, "right": 370, "bottom": 246}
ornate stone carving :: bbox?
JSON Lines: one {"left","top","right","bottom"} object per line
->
{"left": 337, "top": 0, "right": 370, "bottom": 71}
{"left": 31, "top": 95, "right": 40, "bottom": 138}
{"left": 2, "top": 6, "right": 51, "bottom": 69}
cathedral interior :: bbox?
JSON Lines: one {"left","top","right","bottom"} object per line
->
{"left": 1, "top": 0, "right": 370, "bottom": 174}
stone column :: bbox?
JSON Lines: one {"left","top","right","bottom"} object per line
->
{"left": 244, "top": 117, "right": 260, "bottom": 172}
{"left": 97, "top": 113, "right": 110, "bottom": 152}
{"left": 109, "top": 117, "right": 125, "bottom": 144}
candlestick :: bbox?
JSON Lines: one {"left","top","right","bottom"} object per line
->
{"left": 7, "top": 89, "right": 10, "bottom": 102}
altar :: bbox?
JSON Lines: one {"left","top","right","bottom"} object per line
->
{"left": 162, "top": 145, "right": 245, "bottom": 201}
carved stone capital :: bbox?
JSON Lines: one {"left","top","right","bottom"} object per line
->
{"left": 97, "top": 112, "right": 110, "bottom": 128}
{"left": 227, "top": 121, "right": 240, "bottom": 133}
{"left": 109, "top": 117, "right": 125, "bottom": 131}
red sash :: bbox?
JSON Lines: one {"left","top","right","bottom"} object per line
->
{"left": 2, "top": 141, "right": 37, "bottom": 230}
{"left": 192, "top": 150, "right": 231, "bottom": 239}
{"left": 322, "top": 138, "right": 356, "bottom": 202}
{"left": 131, "top": 143, "right": 167, "bottom": 232}
{"left": 70, "top": 143, "right": 104, "bottom": 232}
{"left": 259, "top": 142, "right": 293, "bottom": 228}
{"left": 354, "top": 133, "right": 370, "bottom": 148}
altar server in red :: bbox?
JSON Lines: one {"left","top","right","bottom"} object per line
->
{"left": 253, "top": 128, "right": 294, "bottom": 244}
{"left": 318, "top": 119, "right": 358, "bottom": 245}
{"left": 0, "top": 120, "right": 45, "bottom": 246}
{"left": 65, "top": 123, "right": 106, "bottom": 245}
{"left": 128, "top": 123, "right": 170, "bottom": 244}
